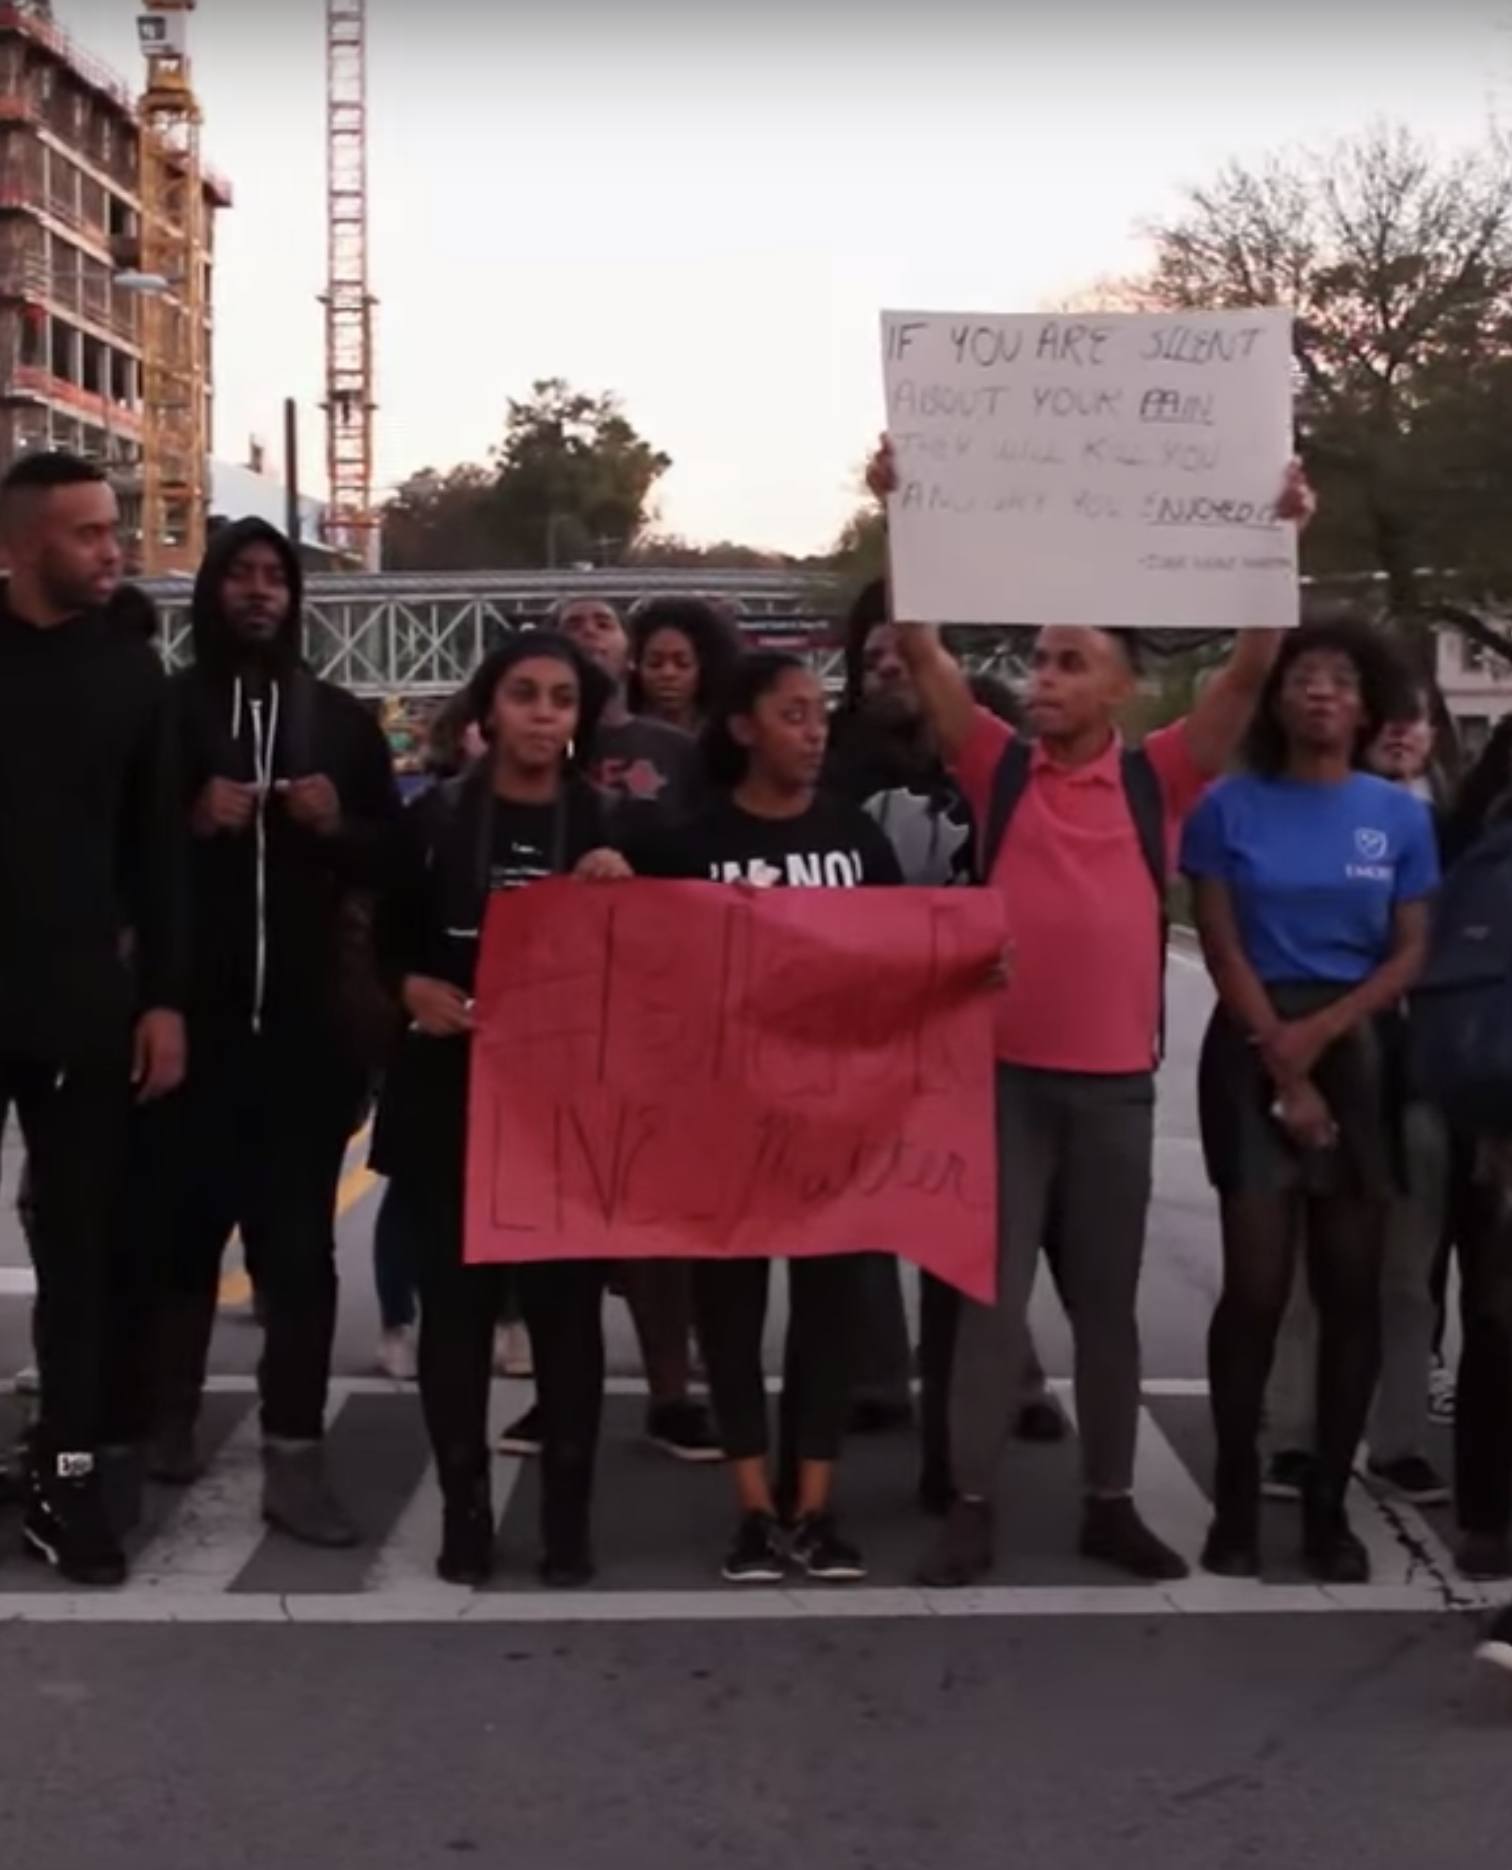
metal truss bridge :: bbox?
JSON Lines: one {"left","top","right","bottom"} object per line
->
{"left": 142, "top": 567, "right": 1023, "bottom": 697}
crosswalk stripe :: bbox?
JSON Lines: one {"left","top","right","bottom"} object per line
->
{"left": 1122, "top": 1399, "right": 1215, "bottom": 1564}
{"left": 0, "top": 1380, "right": 1490, "bottom": 1624}
{"left": 128, "top": 1411, "right": 267, "bottom": 1597}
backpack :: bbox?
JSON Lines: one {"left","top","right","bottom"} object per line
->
{"left": 1408, "top": 816, "right": 1512, "bottom": 1132}
{"left": 979, "top": 737, "right": 1170, "bottom": 1057}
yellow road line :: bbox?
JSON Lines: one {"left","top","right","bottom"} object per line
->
{"left": 216, "top": 1127, "right": 378, "bottom": 1310}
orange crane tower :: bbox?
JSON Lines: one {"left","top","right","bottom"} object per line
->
{"left": 135, "top": 0, "right": 207, "bottom": 574}
{"left": 321, "top": 0, "right": 377, "bottom": 567}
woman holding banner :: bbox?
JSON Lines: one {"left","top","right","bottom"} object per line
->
{"left": 637, "top": 650, "right": 939, "bottom": 1585}
{"left": 371, "top": 631, "right": 630, "bottom": 1589}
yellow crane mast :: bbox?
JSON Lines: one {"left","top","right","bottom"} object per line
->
{"left": 134, "top": 0, "right": 207, "bottom": 574}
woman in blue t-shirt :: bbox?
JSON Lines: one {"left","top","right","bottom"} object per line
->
{"left": 1180, "top": 619, "right": 1438, "bottom": 1585}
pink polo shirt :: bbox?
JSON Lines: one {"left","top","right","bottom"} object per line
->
{"left": 953, "top": 709, "right": 1209, "bottom": 1074}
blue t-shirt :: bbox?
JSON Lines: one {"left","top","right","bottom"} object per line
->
{"left": 1179, "top": 771, "right": 1439, "bottom": 983}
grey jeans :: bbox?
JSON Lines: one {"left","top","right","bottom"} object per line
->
{"left": 1265, "top": 1099, "right": 1447, "bottom": 1463}
{"left": 950, "top": 1064, "right": 1155, "bottom": 1498}
{"left": 851, "top": 1254, "right": 1054, "bottom": 1412}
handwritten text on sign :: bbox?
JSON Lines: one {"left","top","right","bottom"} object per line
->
{"left": 464, "top": 880, "right": 1004, "bottom": 1301}
{"left": 880, "top": 308, "right": 1297, "bottom": 632}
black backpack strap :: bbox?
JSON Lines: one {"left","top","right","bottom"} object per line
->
{"left": 1119, "top": 747, "right": 1170, "bottom": 1062}
{"left": 979, "top": 736, "right": 1034, "bottom": 878}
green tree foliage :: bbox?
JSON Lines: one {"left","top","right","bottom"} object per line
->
{"left": 381, "top": 380, "right": 671, "bottom": 571}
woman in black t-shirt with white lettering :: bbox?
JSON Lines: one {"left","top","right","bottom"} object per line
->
{"left": 636, "top": 651, "right": 904, "bottom": 1585}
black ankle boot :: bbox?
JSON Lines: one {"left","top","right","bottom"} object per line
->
{"left": 1302, "top": 1480, "right": 1369, "bottom": 1585}
{"left": 436, "top": 1465, "right": 495, "bottom": 1587}
{"left": 539, "top": 1458, "right": 594, "bottom": 1588}
{"left": 1202, "top": 1460, "right": 1261, "bottom": 1578}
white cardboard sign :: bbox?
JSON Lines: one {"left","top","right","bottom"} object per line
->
{"left": 879, "top": 308, "right": 1298, "bottom": 631}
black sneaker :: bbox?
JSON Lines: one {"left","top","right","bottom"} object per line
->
{"left": 646, "top": 1399, "right": 723, "bottom": 1464}
{"left": 1474, "top": 1603, "right": 1512, "bottom": 1675}
{"left": 24, "top": 1450, "right": 126, "bottom": 1587}
{"left": 496, "top": 1405, "right": 542, "bottom": 1457}
{"left": 1367, "top": 1455, "right": 1451, "bottom": 1507}
{"left": 721, "top": 1511, "right": 786, "bottom": 1583}
{"left": 1262, "top": 1450, "right": 1312, "bottom": 1500}
{"left": 792, "top": 1513, "right": 866, "bottom": 1582}
{"left": 99, "top": 1444, "right": 145, "bottom": 1538}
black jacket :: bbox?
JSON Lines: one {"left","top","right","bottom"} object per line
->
{"left": 370, "top": 769, "right": 609, "bottom": 1192}
{"left": 169, "top": 518, "right": 400, "bottom": 1036}
{"left": 0, "top": 587, "right": 187, "bottom": 1062}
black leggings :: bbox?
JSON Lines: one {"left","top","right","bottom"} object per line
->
{"left": 389, "top": 1180, "right": 606, "bottom": 1482}
{"left": 693, "top": 1256, "right": 859, "bottom": 1465}
{"left": 1209, "top": 1192, "right": 1385, "bottom": 1512}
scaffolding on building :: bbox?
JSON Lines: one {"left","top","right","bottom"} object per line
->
{"left": 135, "top": 0, "right": 207, "bottom": 574}
{"left": 321, "top": 0, "right": 377, "bottom": 568}
{"left": 0, "top": 0, "right": 227, "bottom": 563}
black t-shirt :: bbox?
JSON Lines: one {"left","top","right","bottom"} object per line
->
{"left": 369, "top": 774, "right": 609, "bottom": 1186}
{"left": 635, "top": 792, "right": 904, "bottom": 889}
{"left": 589, "top": 716, "right": 702, "bottom": 830}
{"left": 485, "top": 798, "right": 570, "bottom": 894}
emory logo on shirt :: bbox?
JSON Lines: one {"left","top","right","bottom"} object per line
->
{"left": 713, "top": 850, "right": 865, "bottom": 888}
{"left": 1347, "top": 825, "right": 1391, "bottom": 882}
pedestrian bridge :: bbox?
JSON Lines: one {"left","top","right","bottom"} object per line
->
{"left": 142, "top": 567, "right": 832, "bottom": 698}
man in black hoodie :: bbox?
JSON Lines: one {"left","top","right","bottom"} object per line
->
{"left": 0, "top": 450, "right": 187, "bottom": 1586}
{"left": 150, "top": 517, "right": 400, "bottom": 1547}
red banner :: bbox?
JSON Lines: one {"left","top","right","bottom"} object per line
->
{"left": 464, "top": 880, "right": 1003, "bottom": 1300}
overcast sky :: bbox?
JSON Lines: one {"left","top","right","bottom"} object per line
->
{"left": 55, "top": 0, "right": 1512, "bottom": 552}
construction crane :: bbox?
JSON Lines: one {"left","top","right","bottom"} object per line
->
{"left": 321, "top": 0, "right": 378, "bottom": 569}
{"left": 134, "top": 0, "right": 207, "bottom": 575}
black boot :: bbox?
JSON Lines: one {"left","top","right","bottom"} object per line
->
{"left": 539, "top": 1457, "right": 595, "bottom": 1588}
{"left": 24, "top": 1441, "right": 126, "bottom": 1587}
{"left": 436, "top": 1463, "right": 495, "bottom": 1587}
{"left": 1201, "top": 1457, "right": 1261, "bottom": 1578}
{"left": 145, "top": 1293, "right": 217, "bottom": 1486}
{"left": 1302, "top": 1476, "right": 1369, "bottom": 1584}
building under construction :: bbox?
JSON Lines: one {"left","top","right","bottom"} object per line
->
{"left": 0, "top": 1, "right": 229, "bottom": 568}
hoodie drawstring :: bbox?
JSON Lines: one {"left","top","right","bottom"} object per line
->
{"left": 232, "top": 674, "right": 281, "bottom": 1032}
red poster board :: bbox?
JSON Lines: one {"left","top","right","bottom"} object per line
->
{"left": 464, "top": 880, "right": 1003, "bottom": 1300}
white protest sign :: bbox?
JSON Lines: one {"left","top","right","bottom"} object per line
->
{"left": 880, "top": 308, "right": 1298, "bottom": 631}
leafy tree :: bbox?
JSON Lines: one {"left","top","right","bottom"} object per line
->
{"left": 380, "top": 380, "right": 671, "bottom": 571}
{"left": 627, "top": 533, "right": 790, "bottom": 569}
{"left": 381, "top": 465, "right": 497, "bottom": 572}
{"left": 491, "top": 378, "right": 671, "bottom": 567}
{"left": 1140, "top": 122, "right": 1512, "bottom": 675}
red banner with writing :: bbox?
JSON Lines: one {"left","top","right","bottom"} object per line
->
{"left": 464, "top": 880, "right": 1004, "bottom": 1300}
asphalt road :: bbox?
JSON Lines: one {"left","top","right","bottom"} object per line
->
{"left": 1, "top": 950, "right": 1510, "bottom": 1870}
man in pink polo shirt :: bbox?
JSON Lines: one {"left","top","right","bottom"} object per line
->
{"left": 865, "top": 438, "right": 1315, "bottom": 1585}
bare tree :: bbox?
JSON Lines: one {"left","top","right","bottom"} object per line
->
{"left": 1144, "top": 122, "right": 1512, "bottom": 665}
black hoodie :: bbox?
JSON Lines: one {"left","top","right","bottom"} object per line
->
{"left": 0, "top": 583, "right": 186, "bottom": 1061}
{"left": 822, "top": 592, "right": 975, "bottom": 887}
{"left": 168, "top": 518, "right": 401, "bottom": 1037}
